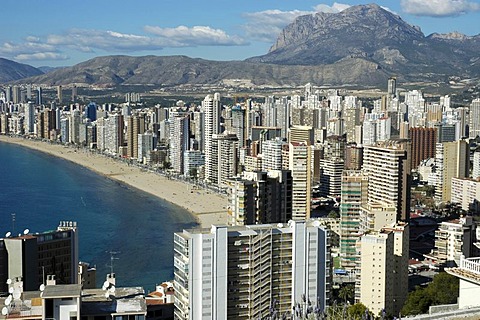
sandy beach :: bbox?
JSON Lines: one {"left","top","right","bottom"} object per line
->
{"left": 0, "top": 135, "right": 228, "bottom": 228}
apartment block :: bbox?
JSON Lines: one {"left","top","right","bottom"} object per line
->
{"left": 173, "top": 220, "right": 331, "bottom": 320}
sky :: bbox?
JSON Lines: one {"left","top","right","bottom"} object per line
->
{"left": 1, "top": 0, "right": 479, "bottom": 67}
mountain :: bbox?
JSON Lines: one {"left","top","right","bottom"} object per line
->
{"left": 38, "top": 66, "right": 65, "bottom": 73}
{"left": 248, "top": 3, "right": 480, "bottom": 80}
{"left": 0, "top": 58, "right": 44, "bottom": 83}
{"left": 20, "top": 55, "right": 390, "bottom": 87}
{"left": 12, "top": 4, "right": 480, "bottom": 87}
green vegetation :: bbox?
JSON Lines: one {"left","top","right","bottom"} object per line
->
{"left": 401, "top": 272, "right": 459, "bottom": 316}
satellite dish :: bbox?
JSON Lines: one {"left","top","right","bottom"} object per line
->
{"left": 8, "top": 287, "right": 13, "bottom": 294}
{"left": 4, "top": 296, "right": 11, "bottom": 306}
{"left": 39, "top": 284, "right": 45, "bottom": 292}
{"left": 13, "top": 290, "right": 21, "bottom": 300}
{"left": 109, "top": 286, "right": 115, "bottom": 293}
{"left": 23, "top": 229, "right": 29, "bottom": 235}
{"left": 6, "top": 279, "right": 12, "bottom": 285}
{"left": 1, "top": 307, "right": 8, "bottom": 316}
{"left": 102, "top": 281, "right": 110, "bottom": 290}
{"left": 313, "top": 220, "right": 321, "bottom": 227}
{"left": 5, "top": 232, "right": 11, "bottom": 238}
{"left": 104, "top": 292, "right": 110, "bottom": 299}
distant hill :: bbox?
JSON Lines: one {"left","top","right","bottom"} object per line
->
{"left": 20, "top": 55, "right": 390, "bottom": 87}
{"left": 0, "top": 58, "right": 43, "bottom": 83}
{"left": 38, "top": 66, "right": 65, "bottom": 74}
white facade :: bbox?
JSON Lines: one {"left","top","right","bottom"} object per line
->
{"left": 173, "top": 220, "right": 331, "bottom": 320}
{"left": 203, "top": 93, "right": 222, "bottom": 184}
{"left": 289, "top": 142, "right": 311, "bottom": 220}
{"left": 261, "top": 138, "right": 284, "bottom": 171}
{"left": 469, "top": 98, "right": 480, "bottom": 138}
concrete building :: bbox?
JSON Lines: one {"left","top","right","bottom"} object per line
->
{"left": 362, "top": 140, "right": 412, "bottom": 222}
{"left": 261, "top": 138, "right": 285, "bottom": 171}
{"left": 356, "top": 223, "right": 409, "bottom": 317}
{"left": 473, "top": 151, "right": 480, "bottom": 180}
{"left": 427, "top": 216, "right": 477, "bottom": 266}
{"left": 138, "top": 132, "right": 154, "bottom": 164}
{"left": 226, "top": 170, "right": 292, "bottom": 226}
{"left": 173, "top": 220, "right": 331, "bottom": 320}
{"left": 409, "top": 127, "right": 437, "bottom": 169}
{"left": 209, "top": 133, "right": 238, "bottom": 188}
{"left": 104, "top": 113, "right": 124, "bottom": 154}
{"left": 127, "top": 114, "right": 145, "bottom": 159}
{"left": 0, "top": 221, "right": 79, "bottom": 293}
{"left": 451, "top": 178, "right": 480, "bottom": 213}
{"left": 319, "top": 158, "right": 344, "bottom": 198}
{"left": 203, "top": 93, "right": 222, "bottom": 184}
{"left": 183, "top": 150, "right": 205, "bottom": 178}
{"left": 340, "top": 171, "right": 368, "bottom": 270}
{"left": 289, "top": 142, "right": 312, "bottom": 220}
{"left": 446, "top": 256, "right": 480, "bottom": 309}
{"left": 169, "top": 113, "right": 190, "bottom": 174}
{"left": 434, "top": 140, "right": 469, "bottom": 203}
{"left": 469, "top": 98, "right": 480, "bottom": 139}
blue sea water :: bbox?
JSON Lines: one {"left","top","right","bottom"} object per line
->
{"left": 0, "top": 141, "right": 197, "bottom": 291}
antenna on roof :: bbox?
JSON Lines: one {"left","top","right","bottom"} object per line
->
{"left": 106, "top": 251, "right": 120, "bottom": 275}
{"left": 23, "top": 229, "right": 29, "bottom": 235}
{"left": 5, "top": 232, "right": 11, "bottom": 238}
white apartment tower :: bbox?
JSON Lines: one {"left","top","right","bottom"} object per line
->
{"left": 169, "top": 113, "right": 190, "bottom": 174}
{"left": 203, "top": 93, "right": 222, "bottom": 184}
{"left": 289, "top": 142, "right": 312, "bottom": 220}
{"left": 469, "top": 98, "right": 480, "bottom": 138}
{"left": 261, "top": 138, "right": 285, "bottom": 171}
{"left": 356, "top": 223, "right": 409, "bottom": 317}
{"left": 23, "top": 102, "right": 35, "bottom": 134}
{"left": 173, "top": 220, "right": 331, "bottom": 320}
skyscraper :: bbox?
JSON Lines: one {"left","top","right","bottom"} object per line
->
{"left": 362, "top": 139, "right": 411, "bottom": 221}
{"left": 340, "top": 170, "right": 368, "bottom": 270}
{"left": 409, "top": 127, "right": 437, "bottom": 169}
{"left": 289, "top": 142, "right": 312, "bottom": 220}
{"left": 203, "top": 93, "right": 222, "bottom": 184}
{"left": 173, "top": 220, "right": 331, "bottom": 320}
{"left": 356, "top": 223, "right": 409, "bottom": 316}
{"left": 169, "top": 113, "right": 190, "bottom": 173}
{"left": 469, "top": 98, "right": 480, "bottom": 138}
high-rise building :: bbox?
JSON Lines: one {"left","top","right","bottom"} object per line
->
{"left": 23, "top": 102, "right": 35, "bottom": 134}
{"left": 289, "top": 142, "right": 312, "bottom": 220}
{"left": 36, "top": 86, "right": 43, "bottom": 106}
{"left": 319, "top": 158, "right": 344, "bottom": 197}
{"left": 409, "top": 127, "right": 437, "bottom": 169}
{"left": 203, "top": 93, "right": 222, "bottom": 184}
{"left": 340, "top": 171, "right": 368, "bottom": 270}
{"left": 362, "top": 140, "right": 411, "bottom": 221}
{"left": 426, "top": 216, "right": 477, "bottom": 266}
{"left": 434, "top": 140, "right": 469, "bottom": 203}
{"left": 57, "top": 85, "right": 63, "bottom": 104}
{"left": 288, "top": 125, "right": 314, "bottom": 145}
{"left": 86, "top": 102, "right": 97, "bottom": 121}
{"left": 473, "top": 151, "right": 480, "bottom": 180}
{"left": 356, "top": 223, "right": 409, "bottom": 317}
{"left": 0, "top": 221, "right": 79, "bottom": 292}
{"left": 469, "top": 98, "right": 480, "bottom": 138}
{"left": 173, "top": 220, "right": 331, "bottom": 320}
{"left": 261, "top": 138, "right": 285, "bottom": 171}
{"left": 227, "top": 170, "right": 292, "bottom": 226}
{"left": 183, "top": 150, "right": 205, "bottom": 178}
{"left": 127, "top": 114, "right": 145, "bottom": 159}
{"left": 208, "top": 133, "right": 238, "bottom": 187}
{"left": 69, "top": 110, "right": 82, "bottom": 144}
{"left": 138, "top": 131, "right": 154, "bottom": 164}
{"left": 231, "top": 106, "right": 246, "bottom": 148}
{"left": 104, "top": 113, "right": 124, "bottom": 154}
{"left": 169, "top": 113, "right": 190, "bottom": 173}
{"left": 451, "top": 177, "right": 480, "bottom": 213}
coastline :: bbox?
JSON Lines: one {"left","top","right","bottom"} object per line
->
{"left": 0, "top": 135, "right": 227, "bottom": 228}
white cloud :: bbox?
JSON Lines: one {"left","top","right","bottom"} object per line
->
{"left": 15, "top": 52, "right": 68, "bottom": 61}
{"left": 144, "top": 25, "right": 246, "bottom": 46}
{"left": 401, "top": 0, "right": 480, "bottom": 16}
{"left": 314, "top": 2, "right": 351, "bottom": 13}
{"left": 242, "top": 9, "right": 312, "bottom": 42}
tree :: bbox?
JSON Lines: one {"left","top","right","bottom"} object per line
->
{"left": 347, "top": 303, "right": 369, "bottom": 320}
{"left": 401, "top": 272, "right": 459, "bottom": 316}
{"left": 338, "top": 284, "right": 355, "bottom": 304}
{"left": 328, "top": 210, "right": 340, "bottom": 219}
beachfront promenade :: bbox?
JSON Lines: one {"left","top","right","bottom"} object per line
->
{"left": 0, "top": 135, "right": 228, "bottom": 228}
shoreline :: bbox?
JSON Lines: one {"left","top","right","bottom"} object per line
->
{"left": 0, "top": 135, "right": 227, "bottom": 228}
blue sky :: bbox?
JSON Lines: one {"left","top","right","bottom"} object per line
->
{"left": 1, "top": 0, "right": 479, "bottom": 67}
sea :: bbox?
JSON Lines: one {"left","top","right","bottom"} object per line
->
{"left": 0, "top": 141, "right": 198, "bottom": 291}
